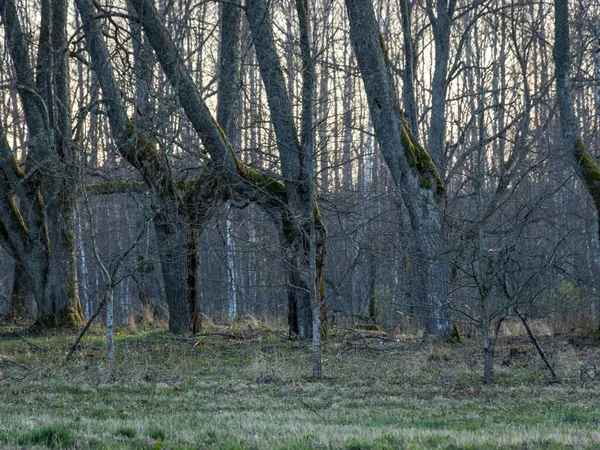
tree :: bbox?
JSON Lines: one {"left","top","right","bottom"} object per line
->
{"left": 345, "top": 0, "right": 449, "bottom": 334}
{"left": 554, "top": 0, "right": 600, "bottom": 240}
{"left": 77, "top": 0, "right": 326, "bottom": 345}
{"left": 76, "top": 0, "right": 223, "bottom": 333}
{"left": 124, "top": 0, "right": 326, "bottom": 343}
{"left": 0, "top": 0, "right": 83, "bottom": 326}
{"left": 245, "top": 0, "right": 325, "bottom": 346}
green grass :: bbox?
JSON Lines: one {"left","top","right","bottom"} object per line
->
{"left": 1, "top": 325, "right": 600, "bottom": 449}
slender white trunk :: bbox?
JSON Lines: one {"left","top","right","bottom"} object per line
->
{"left": 106, "top": 285, "right": 115, "bottom": 365}
{"left": 248, "top": 217, "right": 256, "bottom": 311}
{"left": 364, "top": 123, "right": 373, "bottom": 194}
{"left": 312, "top": 304, "right": 322, "bottom": 377}
{"left": 595, "top": 45, "right": 600, "bottom": 134}
{"left": 94, "top": 208, "right": 101, "bottom": 311}
{"left": 226, "top": 202, "right": 237, "bottom": 318}
{"left": 76, "top": 203, "right": 89, "bottom": 318}
{"left": 114, "top": 201, "right": 126, "bottom": 324}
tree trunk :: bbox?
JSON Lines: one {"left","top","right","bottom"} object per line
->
{"left": 345, "top": 0, "right": 449, "bottom": 335}
{"left": 426, "top": 0, "right": 452, "bottom": 167}
{"left": 40, "top": 207, "right": 83, "bottom": 327}
{"left": 106, "top": 284, "right": 115, "bottom": 365}
{"left": 134, "top": 198, "right": 156, "bottom": 319}
{"left": 483, "top": 346, "right": 494, "bottom": 384}
{"left": 312, "top": 304, "right": 322, "bottom": 377}
{"left": 595, "top": 42, "right": 600, "bottom": 130}
{"left": 76, "top": 202, "right": 90, "bottom": 318}
{"left": 554, "top": 0, "right": 600, "bottom": 240}
{"left": 0, "top": 0, "right": 83, "bottom": 328}
{"left": 9, "top": 262, "right": 32, "bottom": 319}
{"left": 399, "top": 0, "right": 419, "bottom": 139}
{"left": 152, "top": 210, "right": 194, "bottom": 334}
{"left": 554, "top": 0, "right": 600, "bottom": 334}
{"left": 187, "top": 226, "right": 201, "bottom": 334}
{"left": 226, "top": 204, "right": 237, "bottom": 319}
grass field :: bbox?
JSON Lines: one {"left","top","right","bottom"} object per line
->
{"left": 1, "top": 321, "right": 600, "bottom": 449}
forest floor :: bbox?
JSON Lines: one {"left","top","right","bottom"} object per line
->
{"left": 1, "top": 320, "right": 600, "bottom": 449}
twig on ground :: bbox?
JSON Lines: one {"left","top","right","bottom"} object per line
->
{"left": 0, "top": 358, "right": 36, "bottom": 382}
{"left": 17, "top": 333, "right": 41, "bottom": 350}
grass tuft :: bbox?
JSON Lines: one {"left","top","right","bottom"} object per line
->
{"left": 116, "top": 426, "right": 137, "bottom": 438}
{"left": 17, "top": 426, "right": 75, "bottom": 448}
{"left": 148, "top": 428, "right": 166, "bottom": 440}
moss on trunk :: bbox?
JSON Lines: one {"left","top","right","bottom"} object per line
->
{"left": 399, "top": 114, "right": 445, "bottom": 201}
{"left": 574, "top": 138, "right": 600, "bottom": 237}
{"left": 34, "top": 301, "right": 83, "bottom": 328}
{"left": 233, "top": 155, "right": 287, "bottom": 204}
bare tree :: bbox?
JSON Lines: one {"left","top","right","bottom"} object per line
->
{"left": 0, "top": 0, "right": 84, "bottom": 326}
{"left": 345, "top": 0, "right": 449, "bottom": 334}
{"left": 554, "top": 0, "right": 600, "bottom": 240}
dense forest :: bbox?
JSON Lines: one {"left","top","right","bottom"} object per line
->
{"left": 1, "top": 0, "right": 600, "bottom": 382}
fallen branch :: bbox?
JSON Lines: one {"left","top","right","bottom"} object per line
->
{"left": 0, "top": 358, "right": 35, "bottom": 382}
{"left": 66, "top": 295, "right": 108, "bottom": 362}
{"left": 514, "top": 308, "right": 559, "bottom": 383}
{"left": 17, "top": 333, "right": 41, "bottom": 350}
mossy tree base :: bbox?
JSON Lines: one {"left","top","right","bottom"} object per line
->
{"left": 32, "top": 304, "right": 84, "bottom": 329}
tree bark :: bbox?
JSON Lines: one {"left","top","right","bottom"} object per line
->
{"left": 483, "top": 346, "right": 494, "bottom": 384}
{"left": 554, "top": 0, "right": 600, "bottom": 241}
{"left": 345, "top": 0, "right": 449, "bottom": 335}
{"left": 399, "top": 0, "right": 419, "bottom": 139}
{"left": 426, "top": 0, "right": 454, "bottom": 167}
{"left": 76, "top": 0, "right": 195, "bottom": 333}
{"left": 245, "top": 0, "right": 327, "bottom": 342}
{"left": 0, "top": 0, "right": 83, "bottom": 327}
{"left": 9, "top": 262, "right": 32, "bottom": 319}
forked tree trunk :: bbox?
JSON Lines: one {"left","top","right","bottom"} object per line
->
{"left": 123, "top": 0, "right": 325, "bottom": 342}
{"left": 245, "top": 0, "right": 325, "bottom": 343}
{"left": 77, "top": 0, "right": 213, "bottom": 334}
{"left": 0, "top": 0, "right": 83, "bottom": 327}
